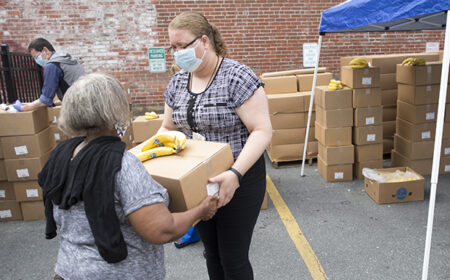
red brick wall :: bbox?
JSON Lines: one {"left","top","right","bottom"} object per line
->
{"left": 1, "top": 1, "right": 445, "bottom": 112}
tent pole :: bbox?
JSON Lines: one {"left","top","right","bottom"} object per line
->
{"left": 301, "top": 35, "right": 323, "bottom": 177}
{"left": 422, "top": 10, "right": 450, "bottom": 280}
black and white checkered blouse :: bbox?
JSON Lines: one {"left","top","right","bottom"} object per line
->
{"left": 164, "top": 58, "right": 264, "bottom": 160}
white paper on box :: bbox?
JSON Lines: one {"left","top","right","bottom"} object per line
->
{"left": 445, "top": 165, "right": 450, "bottom": 172}
{"left": 427, "top": 66, "right": 432, "bottom": 83}
{"left": 0, "top": 209, "right": 12, "bottom": 218}
{"left": 365, "top": 117, "right": 375, "bottom": 125}
{"left": 14, "top": 146, "right": 28, "bottom": 156}
{"left": 362, "top": 77, "right": 372, "bottom": 85}
{"left": 445, "top": 148, "right": 450, "bottom": 155}
{"left": 0, "top": 190, "right": 5, "bottom": 198}
{"left": 53, "top": 116, "right": 57, "bottom": 123}
{"left": 334, "top": 172, "right": 344, "bottom": 179}
{"left": 426, "top": 85, "right": 432, "bottom": 92}
{"left": 367, "top": 134, "right": 376, "bottom": 142}
{"left": 54, "top": 133, "right": 61, "bottom": 141}
{"left": 206, "top": 183, "right": 219, "bottom": 196}
{"left": 422, "top": 131, "right": 431, "bottom": 139}
{"left": 26, "top": 189, "right": 39, "bottom": 198}
{"left": 16, "top": 168, "right": 30, "bottom": 178}
{"left": 426, "top": 112, "right": 435, "bottom": 120}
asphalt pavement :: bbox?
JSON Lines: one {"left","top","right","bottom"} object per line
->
{"left": 1, "top": 154, "right": 449, "bottom": 279}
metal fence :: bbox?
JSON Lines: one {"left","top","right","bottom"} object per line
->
{"left": 0, "top": 44, "right": 43, "bottom": 104}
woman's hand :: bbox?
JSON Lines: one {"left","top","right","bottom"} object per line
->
{"left": 199, "top": 195, "right": 219, "bottom": 221}
{"left": 209, "top": 170, "right": 240, "bottom": 208}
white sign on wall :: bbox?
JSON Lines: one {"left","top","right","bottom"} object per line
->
{"left": 303, "top": 43, "right": 318, "bottom": 68}
{"left": 426, "top": 42, "right": 439, "bottom": 52}
{"left": 148, "top": 48, "right": 166, "bottom": 73}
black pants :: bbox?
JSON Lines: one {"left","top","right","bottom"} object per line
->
{"left": 197, "top": 156, "right": 266, "bottom": 280}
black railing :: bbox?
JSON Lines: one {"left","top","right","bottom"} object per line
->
{"left": 0, "top": 44, "right": 43, "bottom": 104}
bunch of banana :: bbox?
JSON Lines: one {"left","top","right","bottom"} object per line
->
{"left": 349, "top": 57, "right": 369, "bottom": 69}
{"left": 401, "top": 57, "right": 426, "bottom": 66}
{"left": 328, "top": 79, "right": 344, "bottom": 90}
{"left": 144, "top": 111, "right": 159, "bottom": 120}
{"left": 136, "top": 131, "right": 187, "bottom": 162}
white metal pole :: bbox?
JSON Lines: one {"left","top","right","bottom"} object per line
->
{"left": 301, "top": 35, "right": 323, "bottom": 177}
{"left": 422, "top": 10, "right": 450, "bottom": 280}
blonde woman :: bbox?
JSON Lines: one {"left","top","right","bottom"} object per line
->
{"left": 160, "top": 11, "right": 272, "bottom": 280}
{"left": 38, "top": 73, "right": 218, "bottom": 280}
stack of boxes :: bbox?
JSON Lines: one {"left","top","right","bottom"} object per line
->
{"left": 48, "top": 106, "right": 68, "bottom": 144}
{"left": 341, "top": 66, "right": 384, "bottom": 179}
{"left": 0, "top": 107, "right": 55, "bottom": 222}
{"left": 392, "top": 61, "right": 450, "bottom": 175}
{"left": 262, "top": 70, "right": 332, "bottom": 165}
{"left": 121, "top": 82, "right": 136, "bottom": 149}
{"left": 314, "top": 85, "right": 354, "bottom": 182}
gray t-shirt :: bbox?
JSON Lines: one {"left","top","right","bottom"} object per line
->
{"left": 53, "top": 151, "right": 169, "bottom": 280}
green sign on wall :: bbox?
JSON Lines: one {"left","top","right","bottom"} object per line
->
{"left": 148, "top": 47, "right": 166, "bottom": 73}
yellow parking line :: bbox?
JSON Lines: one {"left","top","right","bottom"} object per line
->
{"left": 266, "top": 175, "right": 328, "bottom": 280}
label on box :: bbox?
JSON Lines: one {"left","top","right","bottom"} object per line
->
{"left": 54, "top": 133, "right": 61, "bottom": 141}
{"left": 0, "top": 209, "right": 12, "bottom": 218}
{"left": 0, "top": 190, "right": 5, "bottom": 198}
{"left": 367, "top": 134, "right": 376, "bottom": 142}
{"left": 53, "top": 116, "right": 57, "bottom": 123}
{"left": 26, "top": 189, "right": 39, "bottom": 198}
{"left": 445, "top": 148, "right": 450, "bottom": 155}
{"left": 334, "top": 172, "right": 344, "bottom": 179}
{"left": 445, "top": 165, "right": 450, "bottom": 172}
{"left": 422, "top": 131, "right": 431, "bottom": 139}
{"left": 365, "top": 117, "right": 375, "bottom": 125}
{"left": 426, "top": 112, "right": 435, "bottom": 120}
{"left": 362, "top": 77, "right": 372, "bottom": 85}
{"left": 16, "top": 168, "right": 30, "bottom": 178}
{"left": 14, "top": 146, "right": 29, "bottom": 156}
{"left": 426, "top": 85, "right": 432, "bottom": 92}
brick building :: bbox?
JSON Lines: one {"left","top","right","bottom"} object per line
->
{"left": 0, "top": 0, "right": 445, "bottom": 113}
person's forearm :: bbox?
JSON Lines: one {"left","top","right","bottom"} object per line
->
{"left": 159, "top": 205, "right": 204, "bottom": 243}
{"left": 21, "top": 99, "right": 47, "bottom": 112}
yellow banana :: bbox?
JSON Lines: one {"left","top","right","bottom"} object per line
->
{"left": 401, "top": 57, "right": 426, "bottom": 66}
{"left": 327, "top": 79, "right": 344, "bottom": 90}
{"left": 144, "top": 111, "right": 158, "bottom": 120}
{"left": 136, "top": 146, "right": 177, "bottom": 162}
{"left": 349, "top": 57, "right": 369, "bottom": 69}
{"left": 141, "top": 131, "right": 186, "bottom": 152}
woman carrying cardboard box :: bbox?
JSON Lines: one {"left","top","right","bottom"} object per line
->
{"left": 159, "top": 11, "right": 272, "bottom": 280}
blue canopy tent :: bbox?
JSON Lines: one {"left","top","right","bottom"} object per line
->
{"left": 300, "top": 1, "right": 450, "bottom": 279}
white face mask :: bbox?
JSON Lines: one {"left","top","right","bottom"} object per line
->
{"left": 173, "top": 42, "right": 206, "bottom": 72}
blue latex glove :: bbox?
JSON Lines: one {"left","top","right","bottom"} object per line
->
{"left": 12, "top": 100, "right": 23, "bottom": 112}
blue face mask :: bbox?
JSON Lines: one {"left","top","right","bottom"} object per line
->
{"left": 173, "top": 44, "right": 205, "bottom": 72}
{"left": 35, "top": 55, "right": 47, "bottom": 67}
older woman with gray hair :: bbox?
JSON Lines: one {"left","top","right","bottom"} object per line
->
{"left": 38, "top": 73, "right": 218, "bottom": 280}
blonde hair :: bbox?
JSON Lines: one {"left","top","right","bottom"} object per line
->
{"left": 169, "top": 11, "right": 227, "bottom": 56}
{"left": 58, "top": 73, "right": 130, "bottom": 137}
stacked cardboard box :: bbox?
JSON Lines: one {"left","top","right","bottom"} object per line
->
{"left": 0, "top": 107, "right": 53, "bottom": 222}
{"left": 132, "top": 115, "right": 164, "bottom": 145}
{"left": 341, "top": 66, "right": 383, "bottom": 179}
{"left": 121, "top": 82, "right": 136, "bottom": 149}
{"left": 314, "top": 85, "right": 353, "bottom": 182}
{"left": 340, "top": 52, "right": 440, "bottom": 154}
{"left": 392, "top": 62, "right": 450, "bottom": 175}
{"left": 47, "top": 106, "right": 69, "bottom": 144}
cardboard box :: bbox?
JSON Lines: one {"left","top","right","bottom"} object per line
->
{"left": 396, "top": 118, "right": 435, "bottom": 142}
{"left": 315, "top": 106, "right": 353, "bottom": 128}
{"left": 261, "top": 76, "right": 298, "bottom": 94}
{"left": 382, "top": 105, "right": 397, "bottom": 122}
{"left": 121, "top": 82, "right": 133, "bottom": 104}
{"left": 0, "top": 145, "right": 3, "bottom": 158}
{"left": 396, "top": 62, "right": 443, "bottom": 86}
{"left": 0, "top": 107, "right": 49, "bottom": 136}
{"left": 317, "top": 156, "right": 353, "bottom": 182}
{"left": 391, "top": 150, "right": 432, "bottom": 175}
{"left": 366, "top": 53, "right": 440, "bottom": 74}
{"left": 314, "top": 86, "right": 352, "bottom": 110}
{"left": 49, "top": 124, "right": 69, "bottom": 144}
{"left": 0, "top": 159, "right": 6, "bottom": 181}
{"left": 445, "top": 122, "right": 450, "bottom": 139}
{"left": 271, "top": 128, "right": 315, "bottom": 145}
{"left": 315, "top": 122, "right": 352, "bottom": 146}
{"left": 380, "top": 73, "right": 397, "bottom": 90}
{"left": 355, "top": 143, "right": 383, "bottom": 162}
{"left": 0, "top": 200, "right": 22, "bottom": 221}
{"left": 354, "top": 159, "right": 383, "bottom": 179}
{"left": 129, "top": 140, "right": 234, "bottom": 212}
{"left": 122, "top": 125, "right": 135, "bottom": 150}
{"left": 442, "top": 156, "right": 450, "bottom": 174}
{"left": 267, "top": 92, "right": 304, "bottom": 114}
{"left": 0, "top": 182, "right": 15, "bottom": 200}
{"left": 0, "top": 127, "right": 55, "bottom": 159}
{"left": 383, "top": 121, "right": 396, "bottom": 139}
{"left": 354, "top": 107, "right": 383, "bottom": 127}
{"left": 364, "top": 167, "right": 424, "bottom": 204}
{"left": 297, "top": 72, "right": 333, "bottom": 92}
{"left": 341, "top": 66, "right": 380, "bottom": 89}
{"left": 397, "top": 100, "right": 438, "bottom": 124}
{"left": 381, "top": 89, "right": 398, "bottom": 106}
{"left": 300, "top": 92, "right": 315, "bottom": 112}
{"left": 394, "top": 134, "right": 434, "bottom": 160}
{"left": 397, "top": 84, "right": 444, "bottom": 105}
{"left": 13, "top": 181, "right": 42, "bottom": 202}
{"left": 20, "top": 200, "right": 45, "bottom": 221}
{"left": 270, "top": 112, "right": 306, "bottom": 129}
{"left": 443, "top": 138, "right": 450, "bottom": 157}
{"left": 353, "top": 87, "right": 382, "bottom": 108}
{"left": 266, "top": 141, "right": 318, "bottom": 162}
{"left": 47, "top": 106, "right": 62, "bottom": 125}
{"left": 383, "top": 138, "right": 394, "bottom": 154}
{"left": 4, "top": 149, "right": 52, "bottom": 182}
{"left": 318, "top": 143, "right": 354, "bottom": 165}
{"left": 132, "top": 115, "right": 164, "bottom": 144}
{"left": 353, "top": 125, "right": 383, "bottom": 145}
